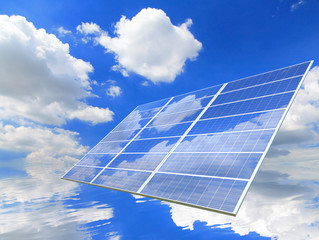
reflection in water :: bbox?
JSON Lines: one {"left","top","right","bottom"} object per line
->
{"left": 0, "top": 152, "right": 115, "bottom": 239}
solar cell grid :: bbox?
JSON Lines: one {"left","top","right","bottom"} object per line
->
{"left": 63, "top": 61, "right": 313, "bottom": 215}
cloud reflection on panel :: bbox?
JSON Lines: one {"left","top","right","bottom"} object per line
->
{"left": 102, "top": 84, "right": 220, "bottom": 144}
{"left": 148, "top": 95, "right": 211, "bottom": 132}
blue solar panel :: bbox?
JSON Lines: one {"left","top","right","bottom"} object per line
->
{"left": 63, "top": 61, "right": 313, "bottom": 215}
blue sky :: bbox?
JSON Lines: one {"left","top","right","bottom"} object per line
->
{"left": 0, "top": 0, "right": 319, "bottom": 239}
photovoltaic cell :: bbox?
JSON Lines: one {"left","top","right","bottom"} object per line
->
{"left": 62, "top": 61, "right": 313, "bottom": 216}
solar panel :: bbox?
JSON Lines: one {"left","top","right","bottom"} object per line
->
{"left": 62, "top": 61, "right": 313, "bottom": 215}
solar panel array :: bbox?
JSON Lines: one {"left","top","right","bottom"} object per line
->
{"left": 63, "top": 61, "right": 313, "bottom": 215}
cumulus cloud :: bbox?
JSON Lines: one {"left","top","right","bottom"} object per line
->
{"left": 76, "top": 22, "right": 102, "bottom": 35}
{"left": 0, "top": 15, "right": 113, "bottom": 125}
{"left": 77, "top": 8, "right": 202, "bottom": 84}
{"left": 106, "top": 85, "right": 122, "bottom": 97}
{"left": 0, "top": 123, "right": 87, "bottom": 155}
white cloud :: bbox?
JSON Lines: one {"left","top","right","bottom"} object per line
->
{"left": 76, "top": 22, "right": 102, "bottom": 35}
{"left": 272, "top": 66, "right": 319, "bottom": 148}
{"left": 281, "top": 66, "right": 319, "bottom": 131}
{"left": 68, "top": 105, "right": 114, "bottom": 124}
{"left": 78, "top": 8, "right": 202, "bottom": 83}
{"left": 106, "top": 85, "right": 122, "bottom": 97}
{"left": 0, "top": 15, "right": 113, "bottom": 125}
{"left": 291, "top": 0, "right": 306, "bottom": 12}
{"left": 57, "top": 26, "right": 72, "bottom": 36}
{"left": 0, "top": 123, "right": 87, "bottom": 155}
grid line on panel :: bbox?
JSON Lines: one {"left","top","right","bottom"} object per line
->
{"left": 222, "top": 61, "right": 311, "bottom": 90}
{"left": 196, "top": 108, "right": 286, "bottom": 122}
{"left": 99, "top": 127, "right": 277, "bottom": 143}
{"left": 135, "top": 97, "right": 172, "bottom": 112}
{"left": 108, "top": 107, "right": 282, "bottom": 136}
{"left": 219, "top": 180, "right": 236, "bottom": 209}
{"left": 87, "top": 151, "right": 265, "bottom": 154}
{"left": 156, "top": 171, "right": 249, "bottom": 182}
{"left": 111, "top": 108, "right": 204, "bottom": 133}
{"left": 171, "top": 84, "right": 222, "bottom": 101}
{"left": 123, "top": 95, "right": 213, "bottom": 123}
{"left": 121, "top": 93, "right": 288, "bottom": 132}
{"left": 187, "top": 128, "right": 276, "bottom": 138}
{"left": 118, "top": 106, "right": 206, "bottom": 127}
{"left": 69, "top": 164, "right": 250, "bottom": 181}
{"left": 211, "top": 90, "right": 295, "bottom": 108}
{"left": 232, "top": 60, "right": 314, "bottom": 214}
{"left": 219, "top": 74, "right": 303, "bottom": 95}
{"left": 89, "top": 97, "right": 174, "bottom": 184}
{"left": 155, "top": 60, "right": 310, "bottom": 103}
{"left": 137, "top": 83, "right": 227, "bottom": 193}
{"left": 105, "top": 166, "right": 153, "bottom": 173}
{"left": 76, "top": 164, "right": 104, "bottom": 168}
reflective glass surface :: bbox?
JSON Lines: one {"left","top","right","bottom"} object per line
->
{"left": 222, "top": 62, "right": 309, "bottom": 93}
{"left": 159, "top": 152, "right": 262, "bottom": 179}
{"left": 109, "top": 153, "right": 167, "bottom": 171}
{"left": 123, "top": 137, "right": 180, "bottom": 153}
{"left": 123, "top": 107, "right": 162, "bottom": 122}
{"left": 113, "top": 118, "right": 151, "bottom": 132}
{"left": 204, "top": 92, "right": 293, "bottom": 119}
{"left": 148, "top": 109, "right": 202, "bottom": 127}
{"left": 176, "top": 130, "right": 274, "bottom": 153}
{"left": 141, "top": 173, "right": 248, "bottom": 213}
{"left": 89, "top": 141, "right": 129, "bottom": 154}
{"left": 93, "top": 169, "right": 151, "bottom": 193}
{"left": 63, "top": 61, "right": 312, "bottom": 215}
{"left": 172, "top": 85, "right": 221, "bottom": 102}
{"left": 77, "top": 154, "right": 116, "bottom": 167}
{"left": 64, "top": 166, "right": 101, "bottom": 182}
{"left": 160, "top": 96, "right": 213, "bottom": 115}
{"left": 136, "top": 122, "right": 192, "bottom": 139}
{"left": 135, "top": 98, "right": 171, "bottom": 112}
{"left": 214, "top": 76, "right": 301, "bottom": 105}
{"left": 190, "top": 109, "right": 284, "bottom": 135}
{"left": 101, "top": 129, "right": 141, "bottom": 141}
